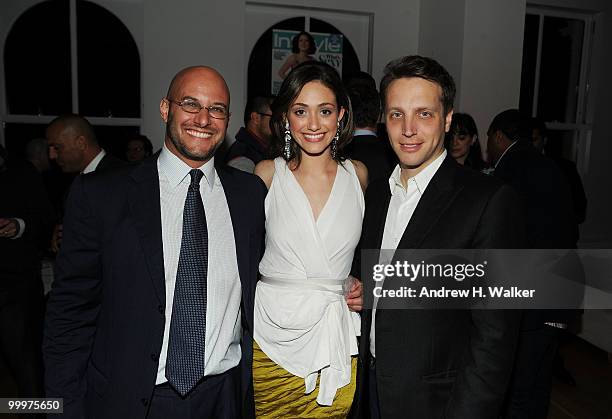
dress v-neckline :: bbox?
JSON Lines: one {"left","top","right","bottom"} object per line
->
{"left": 286, "top": 162, "right": 340, "bottom": 224}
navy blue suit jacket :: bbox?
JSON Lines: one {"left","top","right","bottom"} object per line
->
{"left": 44, "top": 155, "right": 266, "bottom": 418}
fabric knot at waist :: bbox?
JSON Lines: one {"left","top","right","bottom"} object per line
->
{"left": 259, "top": 276, "right": 346, "bottom": 295}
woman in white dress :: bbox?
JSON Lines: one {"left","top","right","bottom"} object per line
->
{"left": 253, "top": 61, "right": 367, "bottom": 418}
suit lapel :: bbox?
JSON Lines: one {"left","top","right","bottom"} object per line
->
{"left": 367, "top": 185, "right": 392, "bottom": 250}
{"left": 128, "top": 157, "right": 165, "bottom": 305}
{"left": 217, "top": 169, "right": 251, "bottom": 318}
{"left": 397, "top": 156, "right": 462, "bottom": 249}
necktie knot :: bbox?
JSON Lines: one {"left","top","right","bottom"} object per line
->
{"left": 189, "top": 169, "right": 204, "bottom": 188}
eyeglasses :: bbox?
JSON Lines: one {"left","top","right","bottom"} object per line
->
{"left": 166, "top": 98, "right": 230, "bottom": 119}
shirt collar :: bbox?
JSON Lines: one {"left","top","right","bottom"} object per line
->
{"left": 494, "top": 140, "right": 517, "bottom": 169}
{"left": 388, "top": 150, "right": 447, "bottom": 196}
{"left": 158, "top": 144, "right": 216, "bottom": 190}
{"left": 354, "top": 128, "right": 377, "bottom": 137}
{"left": 82, "top": 149, "right": 106, "bottom": 174}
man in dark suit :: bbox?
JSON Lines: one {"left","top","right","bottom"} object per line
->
{"left": 487, "top": 109, "right": 577, "bottom": 418}
{"left": 44, "top": 66, "right": 266, "bottom": 418}
{"left": 1, "top": 144, "right": 54, "bottom": 403}
{"left": 223, "top": 96, "right": 274, "bottom": 173}
{"left": 353, "top": 56, "right": 524, "bottom": 418}
{"left": 46, "top": 114, "right": 126, "bottom": 253}
{"left": 345, "top": 82, "right": 392, "bottom": 182}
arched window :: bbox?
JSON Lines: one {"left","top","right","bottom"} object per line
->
{"left": 2, "top": 0, "right": 140, "bottom": 158}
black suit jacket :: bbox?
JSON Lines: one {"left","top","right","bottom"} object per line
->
{"left": 44, "top": 155, "right": 266, "bottom": 419}
{"left": 96, "top": 153, "right": 128, "bottom": 172}
{"left": 0, "top": 161, "right": 54, "bottom": 283}
{"left": 353, "top": 156, "right": 525, "bottom": 419}
{"left": 345, "top": 134, "right": 393, "bottom": 182}
{"left": 494, "top": 141, "right": 578, "bottom": 327}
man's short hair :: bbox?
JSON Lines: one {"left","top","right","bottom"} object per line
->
{"left": 380, "top": 55, "right": 456, "bottom": 115}
{"left": 489, "top": 109, "right": 532, "bottom": 143}
{"left": 345, "top": 71, "right": 377, "bottom": 91}
{"left": 48, "top": 114, "right": 98, "bottom": 144}
{"left": 347, "top": 83, "right": 380, "bottom": 128}
{"left": 244, "top": 96, "right": 274, "bottom": 126}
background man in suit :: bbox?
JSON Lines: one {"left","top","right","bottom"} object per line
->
{"left": 44, "top": 66, "right": 266, "bottom": 418}
{"left": 345, "top": 82, "right": 393, "bottom": 182}
{"left": 354, "top": 56, "right": 524, "bottom": 418}
{"left": 487, "top": 109, "right": 577, "bottom": 418}
{"left": 45, "top": 114, "right": 126, "bottom": 252}
{"left": 0, "top": 144, "right": 54, "bottom": 405}
{"left": 223, "top": 96, "right": 274, "bottom": 173}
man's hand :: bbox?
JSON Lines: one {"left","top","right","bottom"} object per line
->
{"left": 345, "top": 276, "right": 363, "bottom": 312}
{"left": 51, "top": 223, "right": 63, "bottom": 253}
{"left": 0, "top": 218, "right": 19, "bottom": 239}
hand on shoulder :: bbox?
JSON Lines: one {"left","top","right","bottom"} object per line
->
{"left": 254, "top": 159, "right": 276, "bottom": 189}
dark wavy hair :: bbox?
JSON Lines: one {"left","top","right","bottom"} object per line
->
{"left": 380, "top": 55, "right": 456, "bottom": 115}
{"left": 270, "top": 61, "right": 354, "bottom": 167}
{"left": 291, "top": 31, "right": 316, "bottom": 54}
{"left": 444, "top": 112, "right": 484, "bottom": 170}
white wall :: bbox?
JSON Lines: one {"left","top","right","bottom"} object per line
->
{"left": 417, "top": 0, "right": 526, "bottom": 158}
{"left": 459, "top": 0, "right": 526, "bottom": 142}
{"left": 142, "top": 0, "right": 246, "bottom": 148}
{"left": 418, "top": 0, "right": 466, "bottom": 105}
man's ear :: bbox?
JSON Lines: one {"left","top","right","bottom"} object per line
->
{"left": 160, "top": 98, "right": 169, "bottom": 123}
{"left": 250, "top": 111, "right": 260, "bottom": 124}
{"left": 75, "top": 135, "right": 87, "bottom": 150}
{"left": 444, "top": 110, "right": 454, "bottom": 132}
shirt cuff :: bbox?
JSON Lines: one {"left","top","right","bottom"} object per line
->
{"left": 11, "top": 218, "right": 25, "bottom": 239}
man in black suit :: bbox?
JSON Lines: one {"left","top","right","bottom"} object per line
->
{"left": 44, "top": 66, "right": 266, "bottom": 418}
{"left": 487, "top": 109, "right": 577, "bottom": 418}
{"left": 224, "top": 96, "right": 274, "bottom": 173}
{"left": 0, "top": 144, "right": 54, "bottom": 403}
{"left": 46, "top": 114, "right": 126, "bottom": 252}
{"left": 354, "top": 56, "right": 524, "bottom": 418}
{"left": 345, "top": 82, "right": 393, "bottom": 182}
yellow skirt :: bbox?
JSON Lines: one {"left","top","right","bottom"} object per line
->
{"left": 252, "top": 341, "right": 357, "bottom": 418}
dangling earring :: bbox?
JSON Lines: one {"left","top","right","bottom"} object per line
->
{"left": 331, "top": 120, "right": 340, "bottom": 159}
{"left": 284, "top": 120, "right": 292, "bottom": 160}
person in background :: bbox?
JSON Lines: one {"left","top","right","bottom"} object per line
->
{"left": 278, "top": 31, "right": 317, "bottom": 79}
{"left": 45, "top": 114, "right": 126, "bottom": 253}
{"left": 253, "top": 61, "right": 366, "bottom": 418}
{"left": 25, "top": 137, "right": 51, "bottom": 173}
{"left": 445, "top": 112, "right": 485, "bottom": 170}
{"left": 125, "top": 134, "right": 154, "bottom": 163}
{"left": 224, "top": 96, "right": 274, "bottom": 173}
{"left": 487, "top": 109, "right": 576, "bottom": 419}
{"left": 345, "top": 82, "right": 392, "bottom": 182}
{"left": 1, "top": 143, "right": 54, "bottom": 404}
{"left": 529, "top": 116, "right": 586, "bottom": 229}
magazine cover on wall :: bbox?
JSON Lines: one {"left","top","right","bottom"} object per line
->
{"left": 271, "top": 29, "right": 343, "bottom": 94}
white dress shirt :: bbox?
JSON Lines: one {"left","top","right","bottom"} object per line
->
{"left": 156, "top": 145, "right": 242, "bottom": 384}
{"left": 82, "top": 149, "right": 106, "bottom": 174}
{"left": 370, "top": 150, "right": 447, "bottom": 357}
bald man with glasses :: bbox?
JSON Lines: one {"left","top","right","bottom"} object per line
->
{"left": 44, "top": 66, "right": 266, "bottom": 419}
